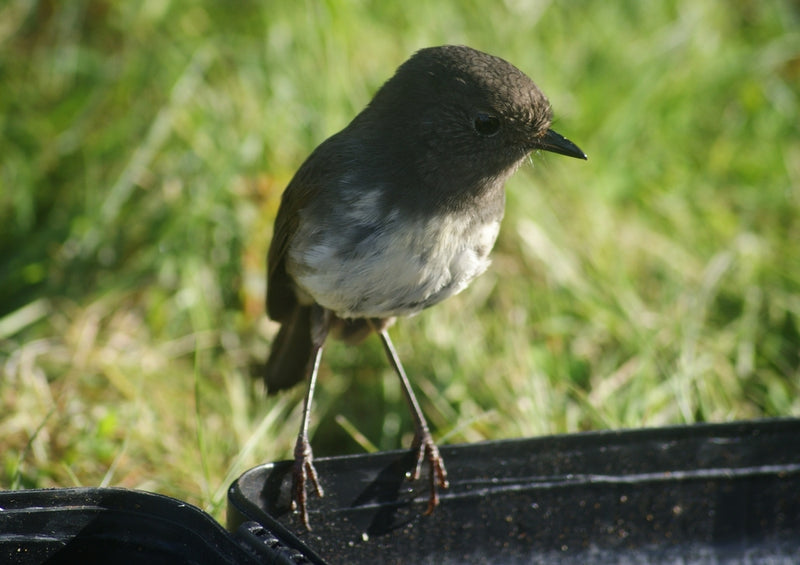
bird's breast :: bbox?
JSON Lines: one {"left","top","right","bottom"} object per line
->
{"left": 286, "top": 196, "right": 502, "bottom": 319}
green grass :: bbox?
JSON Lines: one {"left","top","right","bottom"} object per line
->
{"left": 1, "top": 0, "right": 799, "bottom": 521}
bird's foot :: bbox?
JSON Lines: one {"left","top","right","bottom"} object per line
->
{"left": 409, "top": 427, "right": 449, "bottom": 515}
{"left": 292, "top": 434, "right": 324, "bottom": 531}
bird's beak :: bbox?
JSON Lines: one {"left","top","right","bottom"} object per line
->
{"left": 536, "top": 129, "right": 587, "bottom": 160}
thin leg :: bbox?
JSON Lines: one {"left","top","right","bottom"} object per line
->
{"left": 292, "top": 306, "right": 329, "bottom": 531}
{"left": 373, "top": 326, "right": 449, "bottom": 514}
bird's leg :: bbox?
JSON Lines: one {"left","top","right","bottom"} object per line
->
{"left": 373, "top": 326, "right": 449, "bottom": 514}
{"left": 292, "top": 305, "right": 330, "bottom": 531}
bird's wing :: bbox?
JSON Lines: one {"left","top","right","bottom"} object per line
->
{"left": 266, "top": 151, "right": 328, "bottom": 322}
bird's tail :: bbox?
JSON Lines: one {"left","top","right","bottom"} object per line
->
{"left": 264, "top": 305, "right": 312, "bottom": 394}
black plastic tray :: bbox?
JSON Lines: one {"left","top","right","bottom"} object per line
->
{"left": 2, "top": 420, "right": 798, "bottom": 564}
{"left": 0, "top": 487, "right": 310, "bottom": 564}
{"left": 227, "top": 419, "right": 800, "bottom": 564}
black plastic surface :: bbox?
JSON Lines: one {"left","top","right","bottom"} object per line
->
{"left": 0, "top": 487, "right": 309, "bottom": 564}
{"left": 227, "top": 419, "right": 800, "bottom": 564}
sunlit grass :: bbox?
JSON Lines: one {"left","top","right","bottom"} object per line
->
{"left": 1, "top": 0, "right": 798, "bottom": 522}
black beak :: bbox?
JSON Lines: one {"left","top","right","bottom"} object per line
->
{"left": 536, "top": 129, "right": 587, "bottom": 160}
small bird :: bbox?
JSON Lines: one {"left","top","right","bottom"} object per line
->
{"left": 264, "top": 45, "right": 586, "bottom": 530}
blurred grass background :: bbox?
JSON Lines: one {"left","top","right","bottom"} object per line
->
{"left": 1, "top": 0, "right": 799, "bottom": 521}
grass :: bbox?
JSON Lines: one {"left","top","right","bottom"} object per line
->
{"left": 1, "top": 0, "right": 799, "bottom": 522}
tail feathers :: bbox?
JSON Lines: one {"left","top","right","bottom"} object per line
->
{"left": 264, "top": 305, "right": 312, "bottom": 394}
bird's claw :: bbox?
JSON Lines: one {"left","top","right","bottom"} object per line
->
{"left": 410, "top": 428, "right": 449, "bottom": 514}
{"left": 292, "top": 434, "right": 324, "bottom": 531}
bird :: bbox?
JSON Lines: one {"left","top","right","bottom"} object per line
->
{"left": 264, "top": 44, "right": 586, "bottom": 530}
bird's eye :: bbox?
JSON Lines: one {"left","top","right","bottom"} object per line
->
{"left": 473, "top": 112, "right": 501, "bottom": 136}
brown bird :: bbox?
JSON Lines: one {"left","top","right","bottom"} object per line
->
{"left": 264, "top": 45, "right": 586, "bottom": 530}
